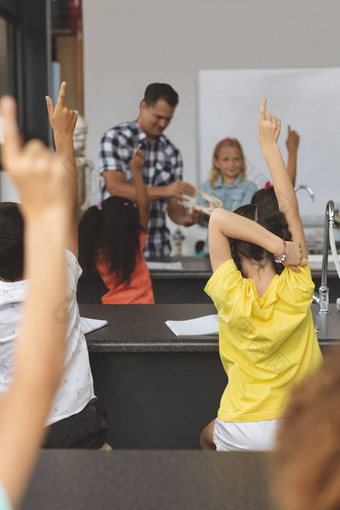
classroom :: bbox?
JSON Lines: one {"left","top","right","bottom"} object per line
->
{"left": 0, "top": 1, "right": 340, "bottom": 509}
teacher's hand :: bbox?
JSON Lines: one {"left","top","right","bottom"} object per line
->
{"left": 165, "top": 180, "right": 196, "bottom": 200}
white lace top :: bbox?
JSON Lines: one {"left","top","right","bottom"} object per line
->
{"left": 0, "top": 250, "right": 95, "bottom": 425}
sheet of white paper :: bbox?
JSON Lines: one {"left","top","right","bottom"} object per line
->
{"left": 165, "top": 314, "right": 219, "bottom": 336}
{"left": 80, "top": 317, "right": 108, "bottom": 334}
{"left": 147, "top": 261, "right": 183, "bottom": 271}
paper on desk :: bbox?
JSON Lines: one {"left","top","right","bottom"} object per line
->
{"left": 165, "top": 314, "right": 219, "bottom": 336}
{"left": 147, "top": 261, "right": 183, "bottom": 271}
{"left": 80, "top": 317, "right": 108, "bottom": 334}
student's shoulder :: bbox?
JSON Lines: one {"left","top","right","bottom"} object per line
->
{"left": 242, "top": 179, "right": 258, "bottom": 192}
{"left": 66, "top": 249, "right": 82, "bottom": 280}
{"left": 199, "top": 180, "right": 213, "bottom": 193}
{"left": 205, "top": 258, "right": 240, "bottom": 293}
{"left": 279, "top": 259, "right": 314, "bottom": 296}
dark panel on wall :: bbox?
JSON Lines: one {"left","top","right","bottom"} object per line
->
{"left": 18, "top": 0, "right": 49, "bottom": 144}
{"left": 0, "top": 1, "right": 19, "bottom": 18}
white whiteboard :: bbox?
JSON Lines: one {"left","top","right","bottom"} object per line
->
{"left": 198, "top": 68, "right": 340, "bottom": 218}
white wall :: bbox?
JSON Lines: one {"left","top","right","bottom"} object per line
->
{"left": 198, "top": 67, "right": 340, "bottom": 217}
{"left": 82, "top": 0, "right": 340, "bottom": 254}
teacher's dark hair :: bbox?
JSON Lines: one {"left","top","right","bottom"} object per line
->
{"left": 143, "top": 83, "right": 179, "bottom": 108}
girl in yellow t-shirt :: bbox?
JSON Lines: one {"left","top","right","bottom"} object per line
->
{"left": 200, "top": 99, "right": 322, "bottom": 452}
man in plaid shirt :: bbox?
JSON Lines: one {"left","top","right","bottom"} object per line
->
{"left": 99, "top": 83, "right": 200, "bottom": 257}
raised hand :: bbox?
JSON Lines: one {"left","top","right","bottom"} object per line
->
{"left": 131, "top": 144, "right": 145, "bottom": 173}
{"left": 45, "top": 81, "right": 78, "bottom": 137}
{"left": 166, "top": 180, "right": 196, "bottom": 200}
{"left": 285, "top": 125, "right": 300, "bottom": 154}
{"left": 0, "top": 95, "right": 67, "bottom": 220}
{"left": 259, "top": 98, "right": 281, "bottom": 147}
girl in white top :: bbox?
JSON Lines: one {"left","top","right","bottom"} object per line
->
{"left": 0, "top": 84, "right": 107, "bottom": 448}
{"left": 0, "top": 93, "right": 69, "bottom": 509}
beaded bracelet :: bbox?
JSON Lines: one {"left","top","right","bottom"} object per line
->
{"left": 274, "top": 239, "right": 287, "bottom": 264}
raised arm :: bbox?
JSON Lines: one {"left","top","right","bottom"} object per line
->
{"left": 46, "top": 82, "right": 78, "bottom": 256}
{"left": 0, "top": 96, "right": 68, "bottom": 509}
{"left": 285, "top": 125, "right": 300, "bottom": 186}
{"left": 258, "top": 99, "right": 307, "bottom": 259}
{"left": 130, "top": 144, "right": 150, "bottom": 231}
{"left": 208, "top": 208, "right": 304, "bottom": 273}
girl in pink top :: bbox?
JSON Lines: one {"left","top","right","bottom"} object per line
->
{"left": 79, "top": 145, "right": 154, "bottom": 304}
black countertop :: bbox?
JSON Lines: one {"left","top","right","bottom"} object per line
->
{"left": 80, "top": 303, "right": 340, "bottom": 353}
{"left": 146, "top": 256, "right": 212, "bottom": 278}
{"left": 21, "top": 450, "right": 272, "bottom": 510}
{"left": 146, "top": 256, "right": 339, "bottom": 279}
{"left": 81, "top": 303, "right": 218, "bottom": 352}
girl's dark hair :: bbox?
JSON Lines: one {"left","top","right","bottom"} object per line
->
{"left": 78, "top": 196, "right": 142, "bottom": 284}
{"left": 251, "top": 187, "right": 278, "bottom": 209}
{"left": 230, "top": 203, "right": 292, "bottom": 276}
{"left": 0, "top": 202, "right": 24, "bottom": 281}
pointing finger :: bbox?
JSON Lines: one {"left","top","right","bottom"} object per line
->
{"left": 259, "top": 98, "right": 267, "bottom": 120}
{"left": 0, "top": 95, "right": 21, "bottom": 161}
{"left": 134, "top": 143, "right": 142, "bottom": 155}
{"left": 288, "top": 124, "right": 291, "bottom": 135}
{"left": 56, "top": 81, "right": 66, "bottom": 105}
{"left": 45, "top": 95, "right": 54, "bottom": 118}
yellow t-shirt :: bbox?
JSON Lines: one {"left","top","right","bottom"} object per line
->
{"left": 205, "top": 259, "right": 322, "bottom": 422}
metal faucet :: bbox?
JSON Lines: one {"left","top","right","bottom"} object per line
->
{"left": 313, "top": 200, "right": 335, "bottom": 313}
{"left": 294, "top": 184, "right": 315, "bottom": 202}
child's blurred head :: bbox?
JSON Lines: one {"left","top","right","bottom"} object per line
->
{"left": 210, "top": 138, "right": 246, "bottom": 188}
{"left": 0, "top": 202, "right": 24, "bottom": 281}
{"left": 230, "top": 203, "right": 292, "bottom": 275}
{"left": 271, "top": 346, "right": 340, "bottom": 510}
{"left": 78, "top": 196, "right": 141, "bottom": 282}
{"left": 101, "top": 196, "right": 140, "bottom": 233}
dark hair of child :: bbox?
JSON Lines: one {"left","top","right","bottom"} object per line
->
{"left": 0, "top": 202, "right": 24, "bottom": 281}
{"left": 251, "top": 187, "right": 279, "bottom": 209}
{"left": 78, "top": 196, "right": 142, "bottom": 284}
{"left": 230, "top": 203, "right": 292, "bottom": 276}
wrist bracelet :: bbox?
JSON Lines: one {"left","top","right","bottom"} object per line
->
{"left": 274, "top": 239, "right": 287, "bottom": 264}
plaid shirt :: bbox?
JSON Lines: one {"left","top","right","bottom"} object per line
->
{"left": 99, "top": 120, "right": 183, "bottom": 257}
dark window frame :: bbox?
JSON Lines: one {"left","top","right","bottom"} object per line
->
{"left": 0, "top": 0, "right": 50, "bottom": 146}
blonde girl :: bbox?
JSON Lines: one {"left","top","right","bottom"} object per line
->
{"left": 198, "top": 138, "right": 257, "bottom": 214}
